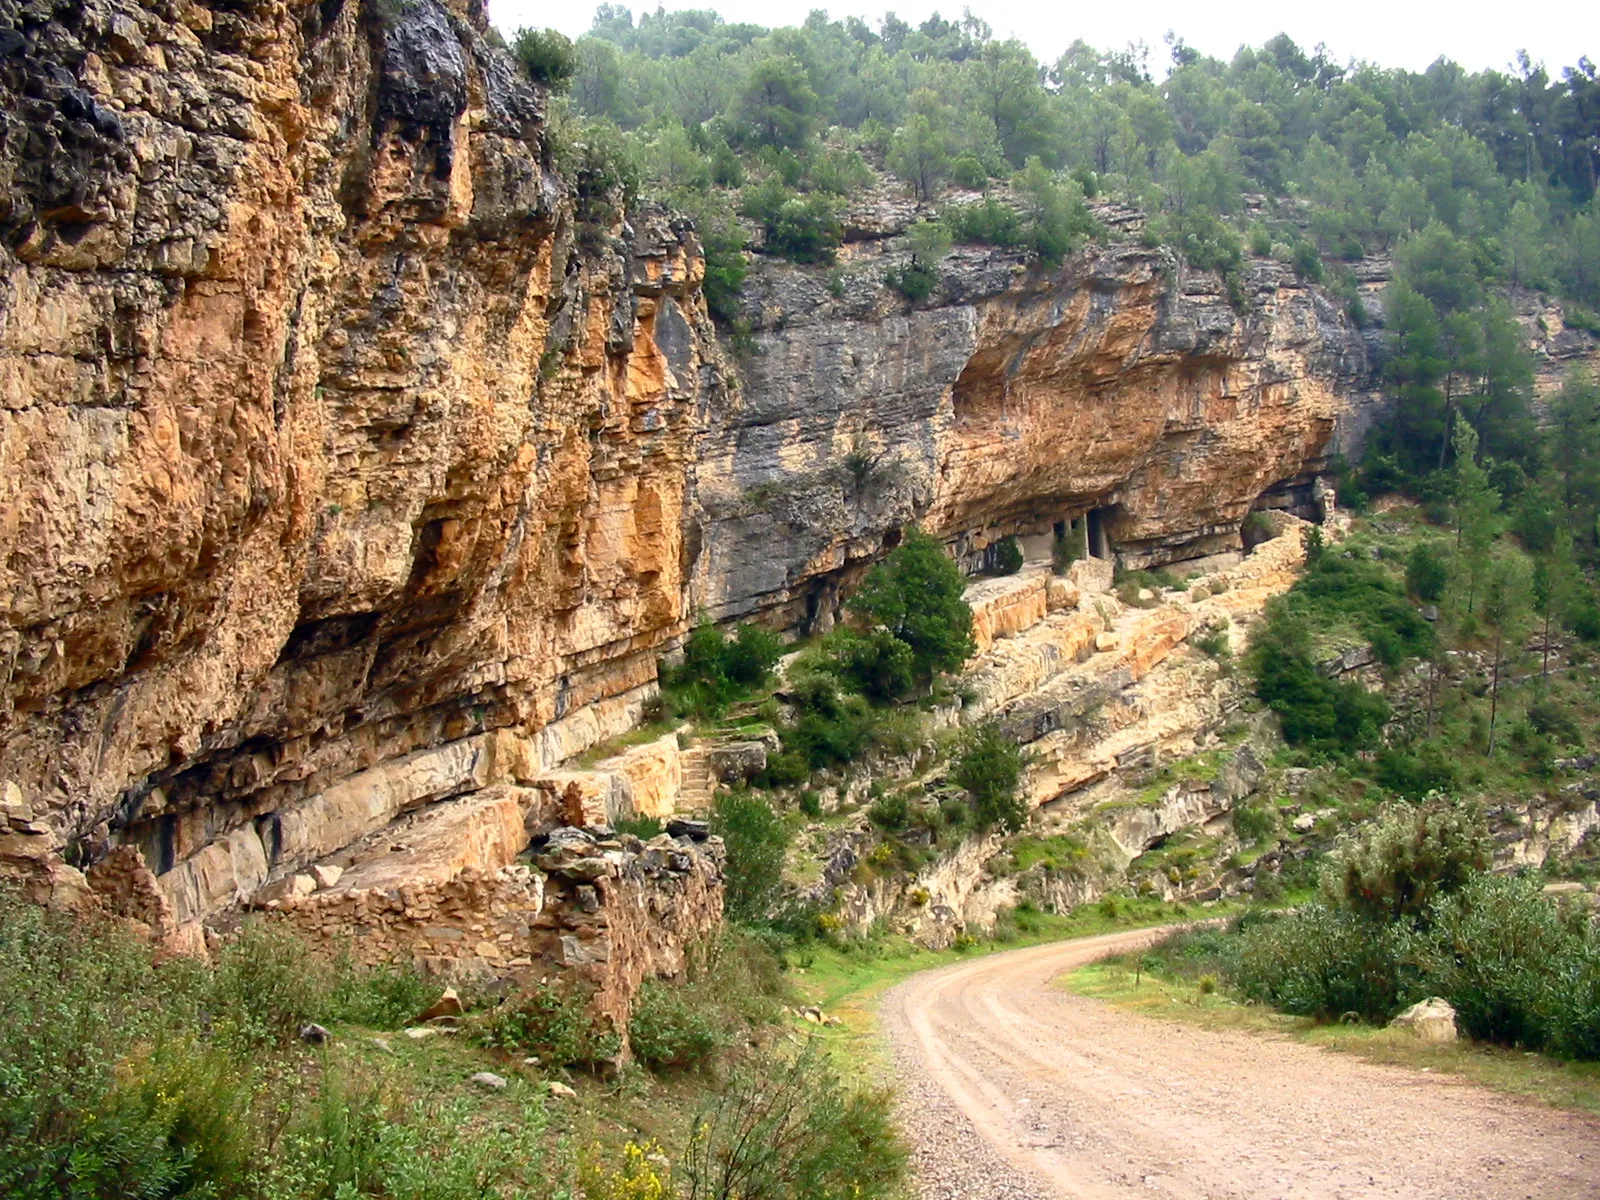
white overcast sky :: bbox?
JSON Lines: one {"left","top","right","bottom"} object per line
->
{"left": 487, "top": 0, "right": 1598, "bottom": 77}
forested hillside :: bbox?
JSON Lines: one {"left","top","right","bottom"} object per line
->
{"left": 508, "top": 7, "right": 1600, "bottom": 549}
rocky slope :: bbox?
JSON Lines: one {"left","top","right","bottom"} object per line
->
{"left": 0, "top": 0, "right": 1388, "bottom": 940}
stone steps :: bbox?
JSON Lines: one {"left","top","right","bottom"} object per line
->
{"left": 677, "top": 746, "right": 717, "bottom": 812}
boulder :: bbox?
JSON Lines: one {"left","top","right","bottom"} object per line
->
{"left": 1214, "top": 744, "right": 1266, "bottom": 802}
{"left": 1320, "top": 644, "right": 1376, "bottom": 677}
{"left": 547, "top": 1080, "right": 578, "bottom": 1099}
{"left": 310, "top": 863, "right": 344, "bottom": 890}
{"left": 707, "top": 741, "right": 768, "bottom": 783}
{"left": 418, "top": 986, "right": 464, "bottom": 1022}
{"left": 471, "top": 1072, "right": 508, "bottom": 1090}
{"left": 1390, "top": 997, "right": 1457, "bottom": 1043}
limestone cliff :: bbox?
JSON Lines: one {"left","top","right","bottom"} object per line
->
{"left": 0, "top": 0, "right": 721, "bottom": 901}
{"left": 694, "top": 231, "right": 1381, "bottom": 630}
{"left": 0, "top": 0, "right": 1382, "bottom": 931}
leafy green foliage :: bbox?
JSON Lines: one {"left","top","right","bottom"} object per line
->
{"left": 475, "top": 979, "right": 622, "bottom": 1067}
{"left": 662, "top": 620, "right": 785, "bottom": 717}
{"left": 1422, "top": 873, "right": 1600, "bottom": 1058}
{"left": 848, "top": 529, "right": 975, "bottom": 687}
{"left": 944, "top": 197, "right": 1025, "bottom": 247}
{"left": 739, "top": 178, "right": 842, "bottom": 263}
{"left": 0, "top": 891, "right": 551, "bottom": 1200}
{"left": 1248, "top": 609, "right": 1391, "bottom": 753}
{"left": 867, "top": 791, "right": 911, "bottom": 831}
{"left": 951, "top": 723, "right": 1028, "bottom": 833}
{"left": 711, "top": 791, "right": 790, "bottom": 922}
{"left": 1405, "top": 540, "right": 1448, "bottom": 601}
{"left": 990, "top": 535, "right": 1024, "bottom": 575}
{"left": 511, "top": 27, "right": 580, "bottom": 90}
{"left": 1323, "top": 800, "right": 1492, "bottom": 925}
{"left": 627, "top": 978, "right": 726, "bottom": 1069}
{"left": 1052, "top": 523, "right": 1087, "bottom": 573}
{"left": 682, "top": 1041, "right": 903, "bottom": 1200}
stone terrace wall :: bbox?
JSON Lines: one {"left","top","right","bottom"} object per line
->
{"left": 256, "top": 823, "right": 723, "bottom": 1039}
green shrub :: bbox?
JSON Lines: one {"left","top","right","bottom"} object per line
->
{"left": 885, "top": 260, "right": 937, "bottom": 301}
{"left": 1571, "top": 602, "right": 1600, "bottom": 643}
{"left": 476, "top": 980, "right": 621, "bottom": 1067}
{"left": 1405, "top": 541, "right": 1449, "bottom": 602}
{"left": 628, "top": 979, "right": 727, "bottom": 1069}
{"left": 511, "top": 27, "right": 580, "bottom": 90}
{"left": 780, "top": 673, "right": 877, "bottom": 767}
{"left": 211, "top": 921, "right": 328, "bottom": 1048}
{"left": 990, "top": 535, "right": 1024, "bottom": 575}
{"left": 813, "top": 628, "right": 915, "bottom": 702}
{"left": 943, "top": 197, "right": 1025, "bottom": 247}
{"left": 266, "top": 1089, "right": 552, "bottom": 1200}
{"left": 759, "top": 748, "right": 811, "bottom": 787}
{"left": 740, "top": 179, "right": 842, "bottom": 264}
{"left": 323, "top": 953, "right": 434, "bottom": 1030}
{"left": 681, "top": 1041, "right": 903, "bottom": 1200}
{"left": 1324, "top": 799, "right": 1490, "bottom": 925}
{"left": 1372, "top": 744, "right": 1459, "bottom": 799}
{"left": 0, "top": 890, "right": 565, "bottom": 1199}
{"left": 663, "top": 620, "right": 784, "bottom": 717}
{"left": 1231, "top": 906, "right": 1418, "bottom": 1021}
{"left": 1418, "top": 872, "right": 1576, "bottom": 1051}
{"left": 712, "top": 791, "right": 790, "bottom": 923}
{"left": 1052, "top": 523, "right": 1087, "bottom": 573}
{"left": 868, "top": 792, "right": 910, "bottom": 831}
{"left": 1527, "top": 698, "right": 1583, "bottom": 747}
{"left": 1290, "top": 239, "right": 1323, "bottom": 282}
{"left": 1231, "top": 801, "right": 1278, "bottom": 844}
{"left": 950, "top": 153, "right": 988, "bottom": 189}
{"left": 952, "top": 723, "right": 1028, "bottom": 833}
{"left": 1193, "top": 623, "right": 1232, "bottom": 662}
{"left": 1248, "top": 611, "right": 1391, "bottom": 752}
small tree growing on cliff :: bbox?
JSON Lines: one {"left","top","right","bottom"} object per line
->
{"left": 952, "top": 723, "right": 1029, "bottom": 833}
{"left": 711, "top": 792, "right": 789, "bottom": 922}
{"left": 848, "top": 528, "right": 974, "bottom": 689}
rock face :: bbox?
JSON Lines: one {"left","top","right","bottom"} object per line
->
{"left": 0, "top": 0, "right": 720, "bottom": 903}
{"left": 0, "top": 0, "right": 1380, "bottom": 932}
{"left": 695, "top": 238, "right": 1379, "bottom": 629}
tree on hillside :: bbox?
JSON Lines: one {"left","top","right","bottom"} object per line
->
{"left": 1451, "top": 421, "right": 1501, "bottom": 614}
{"left": 887, "top": 110, "right": 953, "bottom": 201}
{"left": 735, "top": 55, "right": 818, "bottom": 149}
{"left": 848, "top": 528, "right": 974, "bottom": 684}
{"left": 1547, "top": 369, "right": 1600, "bottom": 548}
{"left": 1480, "top": 554, "right": 1530, "bottom": 753}
{"left": 1531, "top": 526, "right": 1579, "bottom": 680}
{"left": 952, "top": 723, "right": 1029, "bottom": 832}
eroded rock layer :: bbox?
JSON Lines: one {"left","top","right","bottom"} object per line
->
{"left": 0, "top": 0, "right": 721, "bottom": 901}
{"left": 1, "top": 0, "right": 1380, "bottom": 929}
{"left": 696, "top": 239, "right": 1380, "bottom": 628}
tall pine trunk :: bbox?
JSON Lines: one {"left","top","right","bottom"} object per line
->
{"left": 1488, "top": 627, "right": 1504, "bottom": 753}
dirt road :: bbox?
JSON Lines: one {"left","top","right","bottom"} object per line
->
{"left": 883, "top": 927, "right": 1600, "bottom": 1200}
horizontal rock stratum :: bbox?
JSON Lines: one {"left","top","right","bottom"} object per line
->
{"left": 1, "top": 0, "right": 1377, "bottom": 926}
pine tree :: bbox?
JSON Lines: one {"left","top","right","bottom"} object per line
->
{"left": 1451, "top": 421, "right": 1501, "bottom": 614}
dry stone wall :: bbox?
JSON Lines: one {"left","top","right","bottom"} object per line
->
{"left": 257, "top": 822, "right": 723, "bottom": 1035}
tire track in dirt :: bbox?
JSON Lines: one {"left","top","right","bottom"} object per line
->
{"left": 884, "top": 927, "right": 1600, "bottom": 1200}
